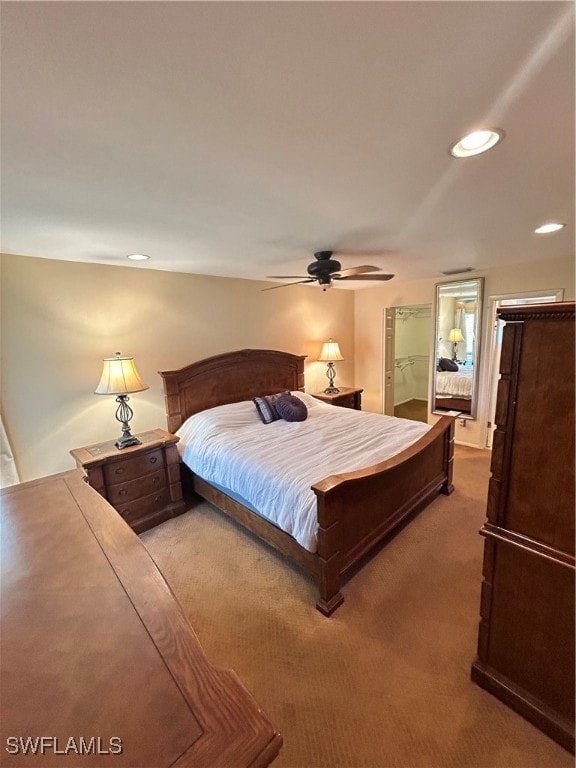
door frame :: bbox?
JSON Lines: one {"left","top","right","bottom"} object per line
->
{"left": 383, "top": 304, "right": 433, "bottom": 417}
{"left": 383, "top": 307, "right": 395, "bottom": 415}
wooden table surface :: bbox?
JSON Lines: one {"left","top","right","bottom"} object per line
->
{"left": 0, "top": 470, "right": 282, "bottom": 768}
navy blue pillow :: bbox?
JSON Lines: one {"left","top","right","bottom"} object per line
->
{"left": 276, "top": 393, "right": 308, "bottom": 422}
{"left": 439, "top": 357, "right": 459, "bottom": 372}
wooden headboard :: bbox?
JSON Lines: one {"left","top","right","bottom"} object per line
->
{"left": 158, "top": 349, "right": 307, "bottom": 433}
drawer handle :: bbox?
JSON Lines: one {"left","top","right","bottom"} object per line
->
{"left": 152, "top": 476, "right": 160, "bottom": 484}
{"left": 118, "top": 488, "right": 127, "bottom": 496}
{"left": 114, "top": 467, "right": 125, "bottom": 475}
{"left": 154, "top": 495, "right": 162, "bottom": 503}
{"left": 149, "top": 456, "right": 158, "bottom": 465}
{"left": 120, "top": 509, "right": 129, "bottom": 518}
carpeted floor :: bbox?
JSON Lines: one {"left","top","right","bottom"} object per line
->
{"left": 140, "top": 446, "right": 573, "bottom": 768}
{"left": 394, "top": 399, "right": 429, "bottom": 423}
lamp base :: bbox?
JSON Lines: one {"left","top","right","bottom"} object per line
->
{"left": 115, "top": 433, "right": 142, "bottom": 450}
{"left": 113, "top": 395, "right": 142, "bottom": 449}
{"left": 323, "top": 361, "right": 340, "bottom": 395}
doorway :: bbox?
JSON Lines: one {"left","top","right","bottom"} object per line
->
{"left": 384, "top": 304, "right": 432, "bottom": 423}
{"left": 485, "top": 290, "right": 564, "bottom": 448}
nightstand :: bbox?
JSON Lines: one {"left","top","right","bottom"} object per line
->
{"left": 312, "top": 387, "right": 363, "bottom": 410}
{"left": 70, "top": 428, "right": 186, "bottom": 533}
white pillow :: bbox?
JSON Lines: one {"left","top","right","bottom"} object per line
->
{"left": 291, "top": 391, "right": 329, "bottom": 409}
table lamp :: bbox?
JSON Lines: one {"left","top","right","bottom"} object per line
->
{"left": 94, "top": 352, "right": 149, "bottom": 449}
{"left": 318, "top": 339, "right": 344, "bottom": 394}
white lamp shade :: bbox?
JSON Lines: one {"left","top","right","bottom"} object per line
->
{"left": 318, "top": 339, "right": 344, "bottom": 362}
{"left": 447, "top": 328, "right": 465, "bottom": 343}
{"left": 94, "top": 354, "right": 149, "bottom": 395}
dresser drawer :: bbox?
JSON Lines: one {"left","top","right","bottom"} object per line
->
{"left": 103, "top": 448, "right": 165, "bottom": 484}
{"left": 115, "top": 487, "right": 170, "bottom": 525}
{"left": 335, "top": 394, "right": 357, "bottom": 409}
{"left": 107, "top": 470, "right": 166, "bottom": 505}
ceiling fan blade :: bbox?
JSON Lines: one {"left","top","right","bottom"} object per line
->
{"left": 266, "top": 275, "right": 309, "bottom": 279}
{"left": 339, "top": 274, "right": 395, "bottom": 281}
{"left": 261, "top": 279, "right": 314, "bottom": 291}
{"left": 335, "top": 265, "right": 381, "bottom": 278}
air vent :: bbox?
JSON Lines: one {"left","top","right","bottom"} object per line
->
{"left": 441, "top": 267, "right": 474, "bottom": 276}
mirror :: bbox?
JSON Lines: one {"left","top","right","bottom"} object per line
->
{"left": 433, "top": 278, "right": 484, "bottom": 419}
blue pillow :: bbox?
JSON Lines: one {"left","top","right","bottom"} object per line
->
{"left": 253, "top": 392, "right": 288, "bottom": 424}
{"left": 276, "top": 393, "right": 308, "bottom": 422}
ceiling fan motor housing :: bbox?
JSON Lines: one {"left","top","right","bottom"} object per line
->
{"left": 308, "top": 251, "right": 341, "bottom": 278}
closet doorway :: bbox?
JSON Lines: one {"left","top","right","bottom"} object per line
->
{"left": 384, "top": 304, "right": 432, "bottom": 423}
{"left": 485, "top": 289, "right": 564, "bottom": 448}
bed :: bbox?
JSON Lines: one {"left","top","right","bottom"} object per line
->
{"left": 434, "top": 366, "right": 474, "bottom": 413}
{"left": 159, "top": 349, "right": 455, "bottom": 616}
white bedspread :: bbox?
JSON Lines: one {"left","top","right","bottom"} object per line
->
{"left": 176, "top": 392, "right": 430, "bottom": 553}
{"left": 436, "top": 368, "right": 473, "bottom": 398}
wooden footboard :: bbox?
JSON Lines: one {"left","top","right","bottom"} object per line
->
{"left": 312, "top": 415, "right": 454, "bottom": 614}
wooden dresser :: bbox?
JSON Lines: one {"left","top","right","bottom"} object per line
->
{"left": 471, "top": 302, "right": 575, "bottom": 753}
{"left": 70, "top": 428, "right": 186, "bottom": 533}
{"left": 0, "top": 470, "right": 282, "bottom": 767}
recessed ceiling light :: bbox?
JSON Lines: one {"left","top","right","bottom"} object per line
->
{"left": 450, "top": 129, "right": 505, "bottom": 158}
{"left": 126, "top": 253, "right": 150, "bottom": 261}
{"left": 534, "top": 222, "right": 565, "bottom": 235}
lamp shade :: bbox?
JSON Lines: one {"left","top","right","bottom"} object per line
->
{"left": 318, "top": 339, "right": 344, "bottom": 362}
{"left": 94, "top": 353, "right": 149, "bottom": 395}
{"left": 447, "top": 328, "right": 465, "bottom": 343}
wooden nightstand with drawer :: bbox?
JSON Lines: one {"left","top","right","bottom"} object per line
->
{"left": 70, "top": 428, "right": 186, "bottom": 533}
{"left": 312, "top": 387, "right": 363, "bottom": 410}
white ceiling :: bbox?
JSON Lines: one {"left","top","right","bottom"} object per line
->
{"left": 1, "top": 1, "right": 574, "bottom": 288}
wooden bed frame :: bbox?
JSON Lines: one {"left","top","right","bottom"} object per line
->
{"left": 159, "top": 349, "right": 455, "bottom": 616}
{"left": 435, "top": 396, "right": 472, "bottom": 413}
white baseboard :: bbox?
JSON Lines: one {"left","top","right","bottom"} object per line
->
{"left": 394, "top": 397, "right": 428, "bottom": 406}
{"left": 454, "top": 439, "right": 490, "bottom": 449}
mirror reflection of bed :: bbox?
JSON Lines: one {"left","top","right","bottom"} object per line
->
{"left": 433, "top": 278, "right": 483, "bottom": 418}
{"left": 435, "top": 360, "right": 474, "bottom": 414}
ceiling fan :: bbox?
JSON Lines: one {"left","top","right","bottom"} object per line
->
{"left": 263, "top": 251, "right": 394, "bottom": 291}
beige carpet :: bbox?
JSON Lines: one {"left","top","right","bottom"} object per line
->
{"left": 140, "top": 446, "right": 573, "bottom": 768}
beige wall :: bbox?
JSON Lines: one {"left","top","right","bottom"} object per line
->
{"left": 2, "top": 252, "right": 573, "bottom": 481}
{"left": 354, "top": 255, "right": 575, "bottom": 449}
{"left": 1, "top": 254, "right": 355, "bottom": 482}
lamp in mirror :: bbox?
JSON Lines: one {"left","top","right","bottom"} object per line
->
{"left": 447, "top": 328, "right": 465, "bottom": 360}
{"left": 94, "top": 352, "right": 149, "bottom": 449}
{"left": 318, "top": 339, "right": 344, "bottom": 394}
